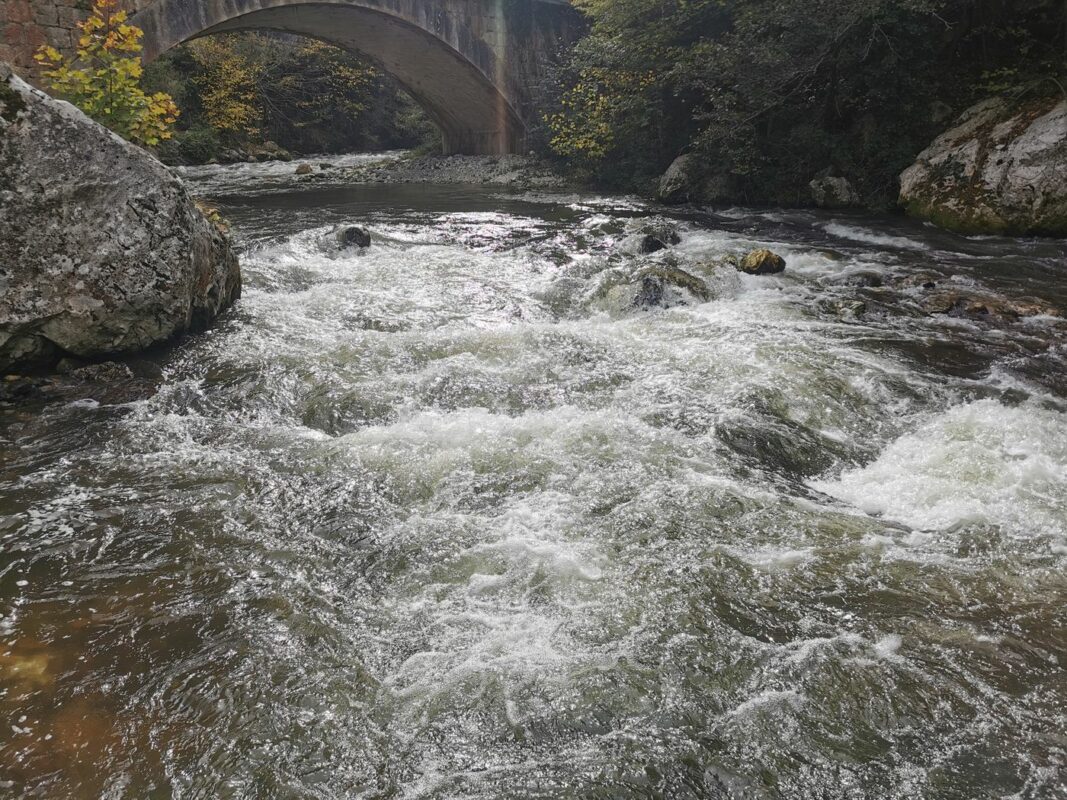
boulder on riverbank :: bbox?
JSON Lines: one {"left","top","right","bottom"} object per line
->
{"left": 0, "top": 68, "right": 241, "bottom": 373}
{"left": 899, "top": 95, "right": 1067, "bottom": 235}
{"left": 810, "top": 175, "right": 861, "bottom": 209}
{"left": 657, "top": 155, "right": 697, "bottom": 204}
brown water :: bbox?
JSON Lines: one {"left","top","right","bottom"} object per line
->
{"left": 1, "top": 157, "right": 1066, "bottom": 798}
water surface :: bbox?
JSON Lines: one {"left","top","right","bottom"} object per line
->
{"left": 2, "top": 156, "right": 1066, "bottom": 798}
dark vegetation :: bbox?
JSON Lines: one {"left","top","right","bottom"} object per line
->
{"left": 144, "top": 32, "right": 437, "bottom": 164}
{"left": 545, "top": 0, "right": 1067, "bottom": 206}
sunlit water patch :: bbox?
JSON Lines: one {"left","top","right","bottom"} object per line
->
{"left": 2, "top": 167, "right": 1066, "bottom": 799}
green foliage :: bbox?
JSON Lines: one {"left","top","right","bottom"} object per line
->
{"left": 144, "top": 33, "right": 436, "bottom": 162}
{"left": 155, "top": 125, "right": 222, "bottom": 164}
{"left": 548, "top": 0, "right": 1066, "bottom": 204}
{"left": 35, "top": 0, "right": 178, "bottom": 146}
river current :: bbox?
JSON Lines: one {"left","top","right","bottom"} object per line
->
{"left": 2, "top": 154, "right": 1066, "bottom": 798}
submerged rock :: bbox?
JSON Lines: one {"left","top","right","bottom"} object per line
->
{"left": 899, "top": 96, "right": 1067, "bottom": 235}
{"left": 0, "top": 360, "right": 156, "bottom": 405}
{"left": 894, "top": 273, "right": 941, "bottom": 291}
{"left": 295, "top": 163, "right": 313, "bottom": 175}
{"left": 337, "top": 226, "right": 372, "bottom": 249}
{"left": 0, "top": 70, "right": 240, "bottom": 373}
{"left": 832, "top": 299, "right": 868, "bottom": 319}
{"left": 920, "top": 291, "right": 1059, "bottom": 323}
{"left": 737, "top": 249, "right": 787, "bottom": 276}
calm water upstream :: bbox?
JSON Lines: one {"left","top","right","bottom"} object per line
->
{"left": 2, "top": 154, "right": 1066, "bottom": 799}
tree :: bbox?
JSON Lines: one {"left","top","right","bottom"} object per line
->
{"left": 35, "top": 0, "right": 179, "bottom": 146}
{"left": 547, "top": 0, "right": 1066, "bottom": 203}
{"left": 186, "top": 35, "right": 264, "bottom": 139}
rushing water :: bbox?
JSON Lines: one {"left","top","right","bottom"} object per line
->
{"left": 2, "top": 155, "right": 1067, "bottom": 799}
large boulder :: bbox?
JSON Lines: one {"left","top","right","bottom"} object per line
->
{"left": 0, "top": 68, "right": 240, "bottom": 372}
{"left": 657, "top": 154, "right": 697, "bottom": 204}
{"left": 899, "top": 96, "right": 1067, "bottom": 235}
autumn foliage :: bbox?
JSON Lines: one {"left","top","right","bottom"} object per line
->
{"left": 35, "top": 0, "right": 179, "bottom": 146}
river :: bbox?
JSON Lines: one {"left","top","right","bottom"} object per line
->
{"left": 2, "top": 154, "right": 1066, "bottom": 798}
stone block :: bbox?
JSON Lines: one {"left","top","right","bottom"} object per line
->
{"left": 6, "top": 0, "right": 33, "bottom": 23}
{"left": 3, "top": 22, "right": 24, "bottom": 45}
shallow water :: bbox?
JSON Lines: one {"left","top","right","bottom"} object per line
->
{"left": 2, "top": 155, "right": 1067, "bottom": 799}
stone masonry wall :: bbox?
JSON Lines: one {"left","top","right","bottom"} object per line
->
{"left": 2, "top": 0, "right": 88, "bottom": 81}
{"left": 1, "top": 0, "right": 147, "bottom": 83}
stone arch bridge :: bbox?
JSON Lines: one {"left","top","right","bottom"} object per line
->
{"left": 2, "top": 0, "right": 581, "bottom": 153}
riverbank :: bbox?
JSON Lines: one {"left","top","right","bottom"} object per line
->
{"left": 339, "top": 152, "right": 573, "bottom": 190}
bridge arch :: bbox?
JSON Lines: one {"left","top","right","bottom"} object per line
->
{"left": 129, "top": 0, "right": 561, "bottom": 154}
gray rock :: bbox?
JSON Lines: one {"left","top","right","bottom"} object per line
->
{"left": 591, "top": 263, "right": 710, "bottom": 313}
{"left": 637, "top": 224, "right": 681, "bottom": 254}
{"left": 809, "top": 175, "right": 861, "bottom": 208}
{"left": 632, "top": 266, "right": 710, "bottom": 306}
{"left": 899, "top": 96, "right": 1067, "bottom": 234}
{"left": 337, "top": 226, "right": 372, "bottom": 249}
{"left": 0, "top": 70, "right": 240, "bottom": 373}
{"left": 657, "top": 154, "right": 696, "bottom": 204}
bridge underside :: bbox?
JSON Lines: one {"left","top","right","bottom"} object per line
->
{"left": 134, "top": 1, "right": 532, "bottom": 155}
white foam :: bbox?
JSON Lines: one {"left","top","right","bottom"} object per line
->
{"left": 823, "top": 222, "right": 929, "bottom": 251}
{"left": 814, "top": 400, "right": 1067, "bottom": 542}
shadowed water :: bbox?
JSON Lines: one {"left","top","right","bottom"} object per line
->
{"left": 2, "top": 157, "right": 1066, "bottom": 799}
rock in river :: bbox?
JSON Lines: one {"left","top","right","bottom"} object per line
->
{"left": 592, "top": 263, "right": 710, "bottom": 313}
{"left": 337, "top": 226, "right": 372, "bottom": 249}
{"left": 633, "top": 265, "right": 710, "bottom": 307}
{"left": 737, "top": 249, "right": 786, "bottom": 276}
{"left": 899, "top": 95, "right": 1067, "bottom": 235}
{"left": 637, "top": 224, "right": 682, "bottom": 254}
{"left": 0, "top": 68, "right": 240, "bottom": 373}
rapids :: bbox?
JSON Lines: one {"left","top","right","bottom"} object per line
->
{"left": 2, "top": 155, "right": 1066, "bottom": 798}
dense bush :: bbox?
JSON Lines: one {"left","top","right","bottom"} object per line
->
{"left": 547, "top": 0, "right": 1067, "bottom": 205}
{"left": 155, "top": 126, "right": 223, "bottom": 165}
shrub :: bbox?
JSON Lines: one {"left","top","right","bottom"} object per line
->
{"left": 35, "top": 0, "right": 179, "bottom": 146}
